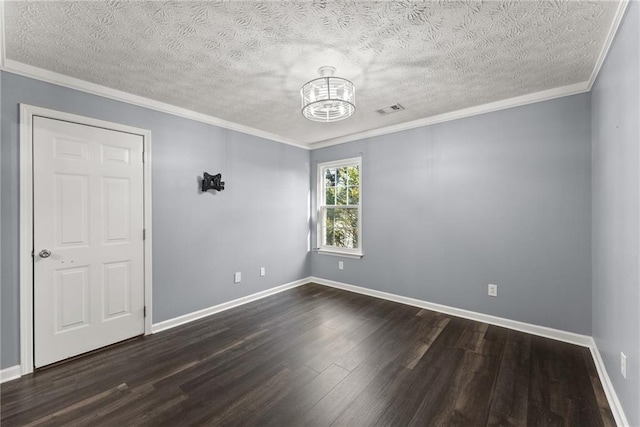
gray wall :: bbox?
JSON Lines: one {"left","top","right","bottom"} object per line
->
{"left": 1, "top": 72, "right": 311, "bottom": 369}
{"left": 311, "top": 94, "right": 592, "bottom": 335}
{"left": 591, "top": 2, "right": 640, "bottom": 425}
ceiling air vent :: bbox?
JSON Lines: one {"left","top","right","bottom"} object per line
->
{"left": 376, "top": 103, "right": 405, "bottom": 115}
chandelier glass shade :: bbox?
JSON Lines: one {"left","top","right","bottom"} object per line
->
{"left": 301, "top": 66, "right": 355, "bottom": 122}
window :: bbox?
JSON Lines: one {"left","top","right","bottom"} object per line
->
{"left": 317, "top": 157, "right": 362, "bottom": 257}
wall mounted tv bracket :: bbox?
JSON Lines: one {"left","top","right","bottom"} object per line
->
{"left": 202, "top": 172, "right": 225, "bottom": 192}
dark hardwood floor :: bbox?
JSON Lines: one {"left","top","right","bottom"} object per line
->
{"left": 1, "top": 283, "right": 614, "bottom": 426}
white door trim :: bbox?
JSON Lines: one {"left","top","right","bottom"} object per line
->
{"left": 19, "top": 104, "right": 153, "bottom": 375}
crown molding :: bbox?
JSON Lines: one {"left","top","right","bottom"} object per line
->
{"left": 0, "top": 0, "right": 628, "bottom": 150}
{"left": 309, "top": 81, "right": 590, "bottom": 149}
{"left": 0, "top": 59, "right": 309, "bottom": 150}
{"left": 0, "top": 59, "right": 591, "bottom": 151}
{"left": 588, "top": 0, "right": 630, "bottom": 91}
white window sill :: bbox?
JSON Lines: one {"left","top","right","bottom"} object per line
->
{"left": 316, "top": 249, "right": 363, "bottom": 259}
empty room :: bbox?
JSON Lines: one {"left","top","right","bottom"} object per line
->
{"left": 1, "top": 1, "right": 639, "bottom": 425}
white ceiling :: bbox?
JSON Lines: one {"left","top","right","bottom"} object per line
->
{"left": 2, "top": 1, "right": 624, "bottom": 148}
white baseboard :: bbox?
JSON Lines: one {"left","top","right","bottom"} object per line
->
{"left": 309, "top": 277, "right": 592, "bottom": 347}
{"left": 3, "top": 277, "right": 630, "bottom": 426}
{"left": 589, "top": 339, "right": 629, "bottom": 427}
{"left": 0, "top": 365, "right": 21, "bottom": 384}
{"left": 151, "top": 278, "right": 310, "bottom": 333}
{"left": 310, "top": 277, "right": 634, "bottom": 425}
{"left": 151, "top": 278, "right": 628, "bottom": 426}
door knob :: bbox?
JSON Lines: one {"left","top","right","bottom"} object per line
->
{"left": 39, "top": 249, "right": 52, "bottom": 258}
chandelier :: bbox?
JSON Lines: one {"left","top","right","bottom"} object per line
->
{"left": 300, "top": 66, "right": 356, "bottom": 122}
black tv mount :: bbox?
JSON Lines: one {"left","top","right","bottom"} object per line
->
{"left": 201, "top": 172, "right": 225, "bottom": 192}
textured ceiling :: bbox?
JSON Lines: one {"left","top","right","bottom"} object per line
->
{"left": 4, "top": 1, "right": 621, "bottom": 146}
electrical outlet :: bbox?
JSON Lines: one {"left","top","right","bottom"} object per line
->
{"left": 621, "top": 352, "right": 627, "bottom": 379}
{"left": 338, "top": 261, "right": 344, "bottom": 270}
{"left": 234, "top": 272, "right": 241, "bottom": 283}
{"left": 260, "top": 267, "right": 266, "bottom": 277}
{"left": 488, "top": 284, "right": 498, "bottom": 297}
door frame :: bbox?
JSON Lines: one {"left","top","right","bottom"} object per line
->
{"left": 19, "top": 104, "right": 153, "bottom": 375}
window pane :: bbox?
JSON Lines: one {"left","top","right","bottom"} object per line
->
{"left": 333, "top": 227, "right": 347, "bottom": 247}
{"left": 333, "top": 209, "right": 345, "bottom": 228}
{"left": 333, "top": 226, "right": 357, "bottom": 248}
{"left": 347, "top": 166, "right": 359, "bottom": 187}
{"left": 335, "top": 186, "right": 347, "bottom": 205}
{"left": 333, "top": 208, "right": 347, "bottom": 228}
{"left": 347, "top": 186, "right": 359, "bottom": 205}
{"left": 334, "top": 208, "right": 358, "bottom": 230}
{"left": 325, "top": 168, "right": 335, "bottom": 187}
{"left": 324, "top": 226, "right": 334, "bottom": 246}
{"left": 337, "top": 167, "right": 348, "bottom": 186}
{"left": 325, "top": 208, "right": 335, "bottom": 228}
{"left": 326, "top": 187, "right": 335, "bottom": 205}
{"left": 324, "top": 208, "right": 357, "bottom": 248}
{"left": 349, "top": 208, "right": 359, "bottom": 227}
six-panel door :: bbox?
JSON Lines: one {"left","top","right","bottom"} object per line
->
{"left": 33, "top": 116, "right": 145, "bottom": 367}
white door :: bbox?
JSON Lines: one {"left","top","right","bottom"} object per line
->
{"left": 33, "top": 116, "right": 145, "bottom": 368}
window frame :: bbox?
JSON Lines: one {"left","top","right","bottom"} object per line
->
{"left": 316, "top": 156, "right": 363, "bottom": 258}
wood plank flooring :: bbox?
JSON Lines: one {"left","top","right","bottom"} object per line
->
{"left": 1, "top": 283, "right": 615, "bottom": 426}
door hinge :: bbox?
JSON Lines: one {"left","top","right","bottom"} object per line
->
{"left": 142, "top": 151, "right": 145, "bottom": 163}
{"left": 143, "top": 229, "right": 146, "bottom": 240}
{"left": 144, "top": 306, "right": 147, "bottom": 317}
{"left": 31, "top": 250, "right": 34, "bottom": 258}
